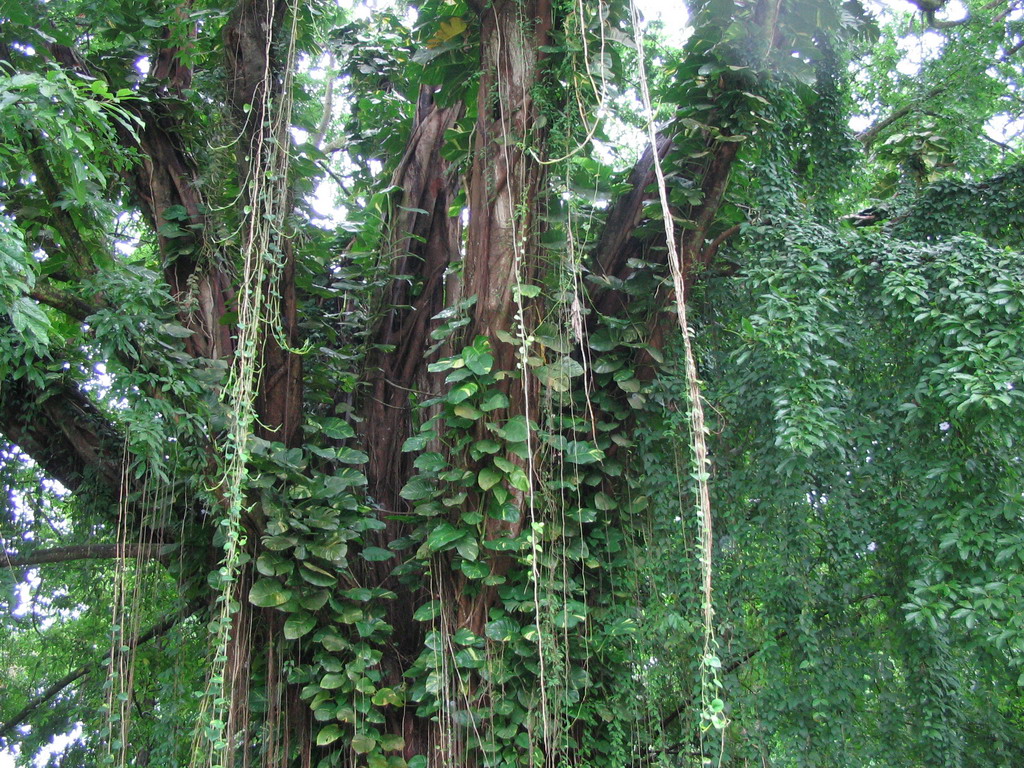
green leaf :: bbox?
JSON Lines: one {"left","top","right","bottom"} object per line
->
{"left": 372, "top": 689, "right": 405, "bottom": 708}
{"left": 413, "top": 600, "right": 441, "bottom": 621}
{"left": 427, "top": 522, "right": 467, "bottom": 551}
{"left": 320, "top": 673, "right": 346, "bottom": 689}
{"left": 158, "top": 322, "right": 194, "bottom": 338}
{"left": 379, "top": 733, "right": 405, "bottom": 750}
{"left": 256, "top": 552, "right": 291, "bottom": 576}
{"left": 460, "top": 560, "right": 490, "bottom": 579}
{"left": 400, "top": 476, "right": 435, "bottom": 501}
{"left": 300, "top": 590, "right": 330, "bottom": 611}
{"left": 564, "top": 441, "right": 604, "bottom": 465}
{"left": 316, "top": 629, "right": 349, "bottom": 652}
{"left": 453, "top": 628, "right": 479, "bottom": 645}
{"left": 316, "top": 724, "right": 343, "bottom": 746}
{"left": 497, "top": 415, "right": 530, "bottom": 443}
{"left": 592, "top": 357, "right": 624, "bottom": 374}
{"left": 493, "top": 502, "right": 521, "bottom": 523}
{"left": 284, "top": 612, "right": 317, "bottom": 640}
{"left": 447, "top": 381, "right": 479, "bottom": 404}
{"left": 553, "top": 600, "right": 587, "bottom": 629}
{"left": 514, "top": 283, "right": 542, "bottom": 298}
{"left": 535, "top": 357, "right": 585, "bottom": 392}
{"left": 402, "top": 432, "right": 433, "bottom": 452}
{"left": 360, "top": 547, "right": 394, "bottom": 562}
{"left": 470, "top": 438, "right": 502, "bottom": 460}
{"left": 427, "top": 356, "right": 464, "bottom": 372}
{"left": 478, "top": 466, "right": 503, "bottom": 491}
{"left": 463, "top": 339, "right": 494, "bottom": 375}
{"left": 480, "top": 392, "right": 510, "bottom": 412}
{"left": 455, "top": 536, "right": 479, "bottom": 561}
{"left": 351, "top": 733, "right": 376, "bottom": 754}
{"left": 484, "top": 617, "right": 519, "bottom": 642}
{"left": 299, "top": 562, "right": 337, "bottom": 587}
{"left": 616, "top": 377, "right": 641, "bottom": 393}
{"left": 413, "top": 452, "right": 447, "bottom": 472}
{"left": 453, "top": 403, "right": 483, "bottom": 420}
{"left": 507, "top": 467, "right": 529, "bottom": 492}
{"left": 249, "top": 578, "right": 292, "bottom": 608}
{"left": 9, "top": 297, "right": 51, "bottom": 345}
{"left": 336, "top": 447, "right": 369, "bottom": 465}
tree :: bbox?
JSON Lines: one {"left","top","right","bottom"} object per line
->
{"left": 1, "top": 0, "right": 1023, "bottom": 766}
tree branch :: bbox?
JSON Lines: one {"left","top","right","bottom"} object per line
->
{"left": 1004, "top": 38, "right": 1024, "bottom": 59}
{"left": 856, "top": 87, "right": 946, "bottom": 147}
{"left": 1, "top": 543, "right": 165, "bottom": 569}
{"left": 0, "top": 373, "right": 123, "bottom": 493}
{"left": 0, "top": 603, "right": 202, "bottom": 746}
{"left": 29, "top": 283, "right": 98, "bottom": 323}
{"left": 701, "top": 223, "right": 742, "bottom": 265}
{"left": 659, "top": 642, "right": 773, "bottom": 730}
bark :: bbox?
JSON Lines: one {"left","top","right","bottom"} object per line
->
{"left": 39, "top": 36, "right": 238, "bottom": 363}
{"left": 459, "top": 0, "right": 552, "bottom": 584}
{"left": 352, "top": 3, "right": 556, "bottom": 760}
{"left": 592, "top": 136, "right": 671, "bottom": 317}
{"left": 0, "top": 376, "right": 122, "bottom": 493}
{"left": 464, "top": 0, "right": 552, "bottom": 361}
{"left": 1, "top": 543, "right": 163, "bottom": 568}
{"left": 362, "top": 89, "right": 464, "bottom": 512}
{"left": 128, "top": 106, "right": 237, "bottom": 363}
{"left": 1, "top": 1, "right": 768, "bottom": 763}
{"left": 856, "top": 86, "right": 946, "bottom": 148}
{"left": 223, "top": 0, "right": 304, "bottom": 447}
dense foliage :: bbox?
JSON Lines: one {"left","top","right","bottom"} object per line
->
{"left": 1, "top": 0, "right": 1023, "bottom": 766}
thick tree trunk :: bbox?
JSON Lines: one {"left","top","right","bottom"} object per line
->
{"left": 355, "top": 3, "right": 555, "bottom": 762}
{"left": 456, "top": 0, "right": 552, "bottom": 630}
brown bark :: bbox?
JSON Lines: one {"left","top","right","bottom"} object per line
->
{"left": 856, "top": 86, "right": 947, "bottom": 148}
{"left": 353, "top": 3, "right": 556, "bottom": 759}
{"left": 150, "top": 2, "right": 196, "bottom": 94}
{"left": 39, "top": 36, "right": 237, "bottom": 363}
{"left": 453, "top": 0, "right": 554, "bottom": 638}
{"left": 354, "top": 87, "right": 465, "bottom": 759}
{"left": 223, "top": 0, "right": 304, "bottom": 447}
{"left": 130, "top": 107, "right": 238, "bottom": 363}
{"left": 0, "top": 375, "right": 122, "bottom": 493}
{"left": 465, "top": 0, "right": 552, "bottom": 360}
{"left": 363, "top": 89, "right": 465, "bottom": 510}
{"left": 592, "top": 136, "right": 671, "bottom": 317}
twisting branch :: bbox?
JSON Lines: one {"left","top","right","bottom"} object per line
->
{"left": 313, "top": 57, "right": 336, "bottom": 149}
{"left": 29, "top": 285, "right": 98, "bottom": 323}
{"left": 1004, "top": 38, "right": 1024, "bottom": 59}
{"left": 0, "top": 602, "right": 202, "bottom": 745}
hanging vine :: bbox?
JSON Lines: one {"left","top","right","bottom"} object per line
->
{"left": 193, "top": 0, "right": 303, "bottom": 764}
